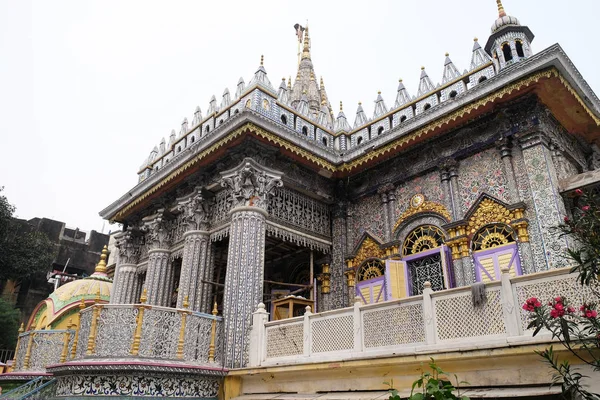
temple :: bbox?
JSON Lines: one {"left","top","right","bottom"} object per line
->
{"left": 2, "top": 1, "right": 600, "bottom": 399}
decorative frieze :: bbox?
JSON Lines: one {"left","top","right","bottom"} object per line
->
{"left": 268, "top": 186, "right": 331, "bottom": 238}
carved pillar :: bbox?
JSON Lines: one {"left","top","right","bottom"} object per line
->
{"left": 380, "top": 192, "right": 390, "bottom": 241}
{"left": 448, "top": 163, "right": 462, "bottom": 219}
{"left": 143, "top": 210, "right": 172, "bottom": 306}
{"left": 111, "top": 230, "right": 139, "bottom": 304}
{"left": 199, "top": 242, "right": 215, "bottom": 314}
{"left": 517, "top": 132, "right": 570, "bottom": 270}
{"left": 330, "top": 203, "right": 349, "bottom": 309}
{"left": 175, "top": 189, "right": 211, "bottom": 310}
{"left": 220, "top": 158, "right": 282, "bottom": 368}
{"left": 497, "top": 137, "right": 520, "bottom": 203}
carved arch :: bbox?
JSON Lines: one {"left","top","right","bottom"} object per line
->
{"left": 349, "top": 231, "right": 385, "bottom": 268}
{"left": 395, "top": 214, "right": 448, "bottom": 243}
{"left": 393, "top": 200, "right": 451, "bottom": 234}
{"left": 464, "top": 193, "right": 522, "bottom": 237}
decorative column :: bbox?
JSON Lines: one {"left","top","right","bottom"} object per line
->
{"left": 497, "top": 137, "right": 520, "bottom": 203}
{"left": 111, "top": 230, "right": 139, "bottom": 304}
{"left": 440, "top": 159, "right": 461, "bottom": 220}
{"left": 143, "top": 210, "right": 173, "bottom": 306}
{"left": 517, "top": 131, "right": 570, "bottom": 270}
{"left": 386, "top": 188, "right": 397, "bottom": 238}
{"left": 379, "top": 190, "right": 391, "bottom": 242}
{"left": 175, "top": 188, "right": 211, "bottom": 310}
{"left": 330, "top": 202, "right": 349, "bottom": 309}
{"left": 219, "top": 158, "right": 282, "bottom": 369}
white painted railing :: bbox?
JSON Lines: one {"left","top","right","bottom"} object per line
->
{"left": 249, "top": 267, "right": 596, "bottom": 366}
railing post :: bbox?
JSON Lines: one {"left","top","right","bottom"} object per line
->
{"left": 500, "top": 267, "right": 520, "bottom": 336}
{"left": 11, "top": 323, "right": 24, "bottom": 370}
{"left": 353, "top": 296, "right": 362, "bottom": 353}
{"left": 303, "top": 305, "right": 312, "bottom": 357}
{"left": 422, "top": 281, "right": 436, "bottom": 345}
{"left": 86, "top": 288, "right": 103, "bottom": 356}
{"left": 70, "top": 299, "right": 86, "bottom": 359}
{"left": 248, "top": 303, "right": 268, "bottom": 367}
{"left": 23, "top": 332, "right": 35, "bottom": 370}
{"left": 177, "top": 296, "right": 190, "bottom": 360}
{"left": 60, "top": 319, "right": 75, "bottom": 363}
{"left": 131, "top": 288, "right": 148, "bottom": 356}
{"left": 208, "top": 302, "right": 218, "bottom": 363}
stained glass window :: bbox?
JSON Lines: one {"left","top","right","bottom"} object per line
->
{"left": 471, "top": 224, "right": 515, "bottom": 251}
{"left": 357, "top": 259, "right": 385, "bottom": 282}
{"left": 407, "top": 253, "right": 444, "bottom": 295}
{"left": 402, "top": 225, "right": 445, "bottom": 256}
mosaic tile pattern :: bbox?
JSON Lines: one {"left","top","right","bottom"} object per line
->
{"left": 394, "top": 171, "right": 445, "bottom": 220}
{"left": 349, "top": 194, "right": 386, "bottom": 248}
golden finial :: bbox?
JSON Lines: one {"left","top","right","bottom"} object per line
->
{"left": 18, "top": 322, "right": 24, "bottom": 333}
{"left": 377, "top": 91, "right": 381, "bottom": 95}
{"left": 68, "top": 318, "right": 75, "bottom": 330}
{"left": 320, "top": 76, "right": 324, "bottom": 87}
{"left": 302, "top": 89, "right": 307, "bottom": 95}
{"left": 399, "top": 78, "right": 403, "bottom": 83}
{"left": 79, "top": 298, "right": 86, "bottom": 310}
{"left": 421, "top": 66, "right": 425, "bottom": 70}
{"left": 94, "top": 286, "right": 101, "bottom": 303}
{"left": 140, "top": 288, "right": 147, "bottom": 304}
{"left": 496, "top": 0, "right": 506, "bottom": 17}
{"left": 310, "top": 71, "right": 315, "bottom": 80}
{"left": 474, "top": 37, "right": 479, "bottom": 42}
{"left": 183, "top": 295, "right": 189, "bottom": 309}
{"left": 287, "top": 76, "right": 292, "bottom": 90}
{"left": 339, "top": 101, "right": 343, "bottom": 111}
{"left": 445, "top": 52, "right": 449, "bottom": 57}
{"left": 260, "top": 55, "right": 264, "bottom": 66}
{"left": 212, "top": 302, "right": 218, "bottom": 316}
{"left": 358, "top": 101, "right": 362, "bottom": 106}
{"left": 302, "top": 26, "right": 311, "bottom": 59}
{"left": 94, "top": 245, "right": 108, "bottom": 274}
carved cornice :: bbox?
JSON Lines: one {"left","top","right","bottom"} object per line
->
{"left": 219, "top": 157, "right": 283, "bottom": 210}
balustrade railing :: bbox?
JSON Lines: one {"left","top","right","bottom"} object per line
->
{"left": 250, "top": 267, "right": 592, "bottom": 366}
{"left": 74, "top": 297, "right": 223, "bottom": 365}
{"left": 11, "top": 329, "right": 75, "bottom": 373}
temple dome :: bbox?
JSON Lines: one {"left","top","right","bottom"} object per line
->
{"left": 490, "top": 0, "right": 520, "bottom": 33}
{"left": 26, "top": 246, "right": 112, "bottom": 330}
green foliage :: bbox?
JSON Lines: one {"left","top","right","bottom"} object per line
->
{"left": 385, "top": 358, "right": 469, "bottom": 400}
{"left": 523, "top": 188, "right": 600, "bottom": 400}
{"left": 0, "top": 187, "right": 56, "bottom": 281}
{"left": 0, "top": 297, "right": 21, "bottom": 349}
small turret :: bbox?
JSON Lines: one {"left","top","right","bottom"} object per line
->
{"left": 221, "top": 88, "right": 231, "bottom": 109}
{"left": 192, "top": 106, "right": 202, "bottom": 125}
{"left": 296, "top": 91, "right": 311, "bottom": 117}
{"left": 334, "top": 101, "right": 351, "bottom": 133}
{"left": 442, "top": 53, "right": 461, "bottom": 83}
{"left": 207, "top": 95, "right": 218, "bottom": 115}
{"left": 470, "top": 38, "right": 492, "bottom": 70}
{"left": 158, "top": 137, "right": 166, "bottom": 155}
{"left": 278, "top": 78, "right": 289, "bottom": 104}
{"left": 417, "top": 67, "right": 435, "bottom": 96}
{"left": 354, "top": 102, "right": 368, "bottom": 128}
{"left": 168, "top": 129, "right": 176, "bottom": 147}
{"left": 317, "top": 100, "right": 332, "bottom": 129}
{"left": 235, "top": 77, "right": 245, "bottom": 99}
{"left": 248, "top": 55, "right": 275, "bottom": 93}
{"left": 180, "top": 118, "right": 188, "bottom": 136}
{"left": 373, "top": 91, "right": 388, "bottom": 118}
{"left": 394, "top": 79, "right": 411, "bottom": 108}
{"left": 485, "top": 0, "right": 534, "bottom": 71}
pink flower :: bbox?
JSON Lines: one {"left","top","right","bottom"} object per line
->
{"left": 522, "top": 297, "right": 542, "bottom": 312}
{"left": 567, "top": 306, "right": 575, "bottom": 314}
{"left": 555, "top": 296, "right": 563, "bottom": 303}
{"left": 564, "top": 216, "right": 569, "bottom": 222}
{"left": 580, "top": 304, "right": 598, "bottom": 319}
{"left": 575, "top": 189, "right": 583, "bottom": 196}
{"left": 582, "top": 205, "right": 590, "bottom": 212}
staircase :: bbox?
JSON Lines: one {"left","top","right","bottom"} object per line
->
{"left": 0, "top": 377, "right": 56, "bottom": 399}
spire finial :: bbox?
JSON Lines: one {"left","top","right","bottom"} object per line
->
{"left": 339, "top": 101, "right": 343, "bottom": 111}
{"left": 320, "top": 76, "right": 324, "bottom": 87}
{"left": 288, "top": 76, "right": 292, "bottom": 90}
{"left": 399, "top": 78, "right": 403, "bottom": 83}
{"left": 302, "top": 26, "right": 311, "bottom": 59}
{"left": 445, "top": 52, "right": 449, "bottom": 57}
{"left": 496, "top": 0, "right": 506, "bottom": 17}
{"left": 474, "top": 37, "right": 479, "bottom": 42}
{"left": 94, "top": 245, "right": 108, "bottom": 274}
{"left": 260, "top": 55, "right": 264, "bottom": 66}
{"left": 377, "top": 91, "right": 381, "bottom": 95}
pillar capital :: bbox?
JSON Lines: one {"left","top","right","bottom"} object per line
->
{"left": 176, "top": 187, "right": 211, "bottom": 231}
{"left": 220, "top": 157, "right": 283, "bottom": 210}
{"left": 115, "top": 229, "right": 139, "bottom": 265}
{"left": 142, "top": 209, "right": 171, "bottom": 249}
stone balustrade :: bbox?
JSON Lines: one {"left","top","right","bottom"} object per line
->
{"left": 249, "top": 267, "right": 596, "bottom": 367}
{"left": 74, "top": 303, "right": 223, "bottom": 365}
{"left": 11, "top": 330, "right": 75, "bottom": 373}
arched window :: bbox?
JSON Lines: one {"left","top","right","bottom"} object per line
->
{"left": 423, "top": 103, "right": 431, "bottom": 111}
{"left": 177, "top": 146, "right": 181, "bottom": 152}
{"left": 471, "top": 224, "right": 516, "bottom": 252}
{"left": 478, "top": 76, "right": 487, "bottom": 83}
{"left": 402, "top": 225, "right": 445, "bottom": 256}
{"left": 449, "top": 90, "right": 458, "bottom": 99}
{"left": 357, "top": 259, "right": 385, "bottom": 282}
{"left": 400, "top": 115, "right": 407, "bottom": 123}
{"left": 377, "top": 126, "right": 384, "bottom": 135}
{"left": 502, "top": 43, "right": 513, "bottom": 62}
{"left": 357, "top": 136, "right": 363, "bottom": 145}
{"left": 301, "top": 126, "right": 308, "bottom": 136}
{"left": 234, "top": 109, "right": 239, "bottom": 114}
{"left": 402, "top": 225, "right": 448, "bottom": 295}
{"left": 515, "top": 40, "right": 525, "bottom": 58}
{"left": 205, "top": 125, "right": 210, "bottom": 134}
{"left": 322, "top": 137, "right": 328, "bottom": 146}
{"left": 219, "top": 119, "right": 223, "bottom": 125}
{"left": 190, "top": 136, "right": 195, "bottom": 143}
{"left": 245, "top": 99, "right": 252, "bottom": 108}
{"left": 262, "top": 99, "right": 270, "bottom": 111}
{"left": 281, "top": 114, "right": 287, "bottom": 125}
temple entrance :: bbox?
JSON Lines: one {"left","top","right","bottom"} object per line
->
{"left": 264, "top": 235, "right": 324, "bottom": 319}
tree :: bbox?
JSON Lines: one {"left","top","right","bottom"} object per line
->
{"left": 0, "top": 298, "right": 20, "bottom": 349}
{"left": 523, "top": 189, "right": 600, "bottom": 400}
{"left": 0, "top": 187, "right": 56, "bottom": 282}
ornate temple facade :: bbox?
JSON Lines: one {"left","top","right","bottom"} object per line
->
{"left": 3, "top": 1, "right": 600, "bottom": 399}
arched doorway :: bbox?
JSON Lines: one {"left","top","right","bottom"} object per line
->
{"left": 355, "top": 258, "right": 387, "bottom": 304}
{"left": 472, "top": 224, "right": 521, "bottom": 282}
{"left": 401, "top": 225, "right": 452, "bottom": 295}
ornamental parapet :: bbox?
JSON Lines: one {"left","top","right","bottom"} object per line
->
{"left": 9, "top": 328, "right": 75, "bottom": 374}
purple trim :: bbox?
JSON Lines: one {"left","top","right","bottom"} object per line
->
{"left": 402, "top": 247, "right": 450, "bottom": 295}
{"left": 356, "top": 276, "right": 386, "bottom": 304}
{"left": 473, "top": 243, "right": 521, "bottom": 282}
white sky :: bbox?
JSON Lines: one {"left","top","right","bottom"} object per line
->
{"left": 1, "top": 0, "right": 599, "bottom": 235}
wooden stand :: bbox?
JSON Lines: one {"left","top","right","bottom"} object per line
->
{"left": 272, "top": 296, "right": 314, "bottom": 320}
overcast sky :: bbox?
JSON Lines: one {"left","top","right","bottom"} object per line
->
{"left": 1, "top": 0, "right": 599, "bottom": 235}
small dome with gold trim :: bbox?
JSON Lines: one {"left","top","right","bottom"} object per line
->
{"left": 26, "top": 246, "right": 112, "bottom": 330}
